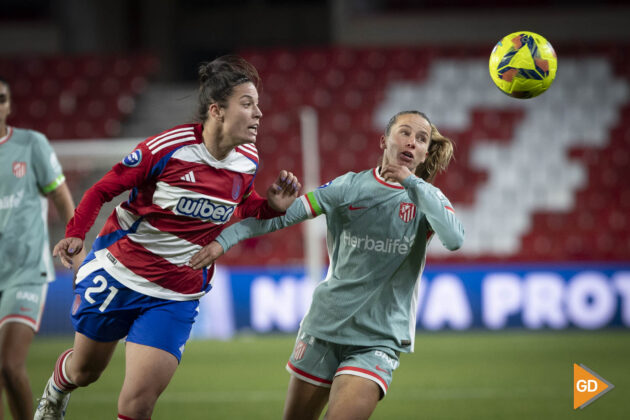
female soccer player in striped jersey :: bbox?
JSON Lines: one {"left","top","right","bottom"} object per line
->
{"left": 35, "top": 55, "right": 300, "bottom": 420}
{"left": 190, "top": 110, "right": 464, "bottom": 420}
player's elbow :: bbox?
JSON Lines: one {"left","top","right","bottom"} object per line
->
{"left": 444, "top": 231, "right": 464, "bottom": 251}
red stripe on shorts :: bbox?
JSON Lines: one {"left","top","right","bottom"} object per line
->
{"left": 287, "top": 361, "right": 332, "bottom": 385}
{"left": 336, "top": 366, "right": 388, "bottom": 391}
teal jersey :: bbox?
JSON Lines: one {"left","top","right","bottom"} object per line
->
{"left": 0, "top": 126, "right": 65, "bottom": 289}
{"left": 217, "top": 168, "right": 464, "bottom": 353}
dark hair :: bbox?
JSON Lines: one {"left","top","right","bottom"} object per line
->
{"left": 196, "top": 55, "right": 261, "bottom": 123}
{"left": 0, "top": 77, "right": 9, "bottom": 92}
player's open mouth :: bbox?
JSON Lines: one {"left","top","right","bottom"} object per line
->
{"left": 248, "top": 125, "right": 258, "bottom": 135}
{"left": 400, "top": 151, "right": 414, "bottom": 162}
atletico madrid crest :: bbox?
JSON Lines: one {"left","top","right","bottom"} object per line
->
{"left": 293, "top": 340, "right": 308, "bottom": 361}
{"left": 12, "top": 161, "right": 26, "bottom": 178}
{"left": 399, "top": 202, "right": 416, "bottom": 223}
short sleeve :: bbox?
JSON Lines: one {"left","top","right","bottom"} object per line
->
{"left": 30, "top": 131, "right": 65, "bottom": 194}
{"left": 304, "top": 173, "right": 352, "bottom": 217}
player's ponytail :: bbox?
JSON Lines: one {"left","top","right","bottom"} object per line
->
{"left": 196, "top": 55, "right": 261, "bottom": 123}
{"left": 415, "top": 124, "right": 454, "bottom": 183}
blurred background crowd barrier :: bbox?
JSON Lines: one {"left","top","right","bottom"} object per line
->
{"left": 2, "top": 0, "right": 629, "bottom": 336}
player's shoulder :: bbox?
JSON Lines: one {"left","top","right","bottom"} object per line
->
{"left": 336, "top": 168, "right": 373, "bottom": 186}
{"left": 141, "top": 123, "right": 202, "bottom": 157}
{"left": 313, "top": 170, "right": 361, "bottom": 192}
{"left": 118, "top": 124, "right": 201, "bottom": 169}
{"left": 233, "top": 143, "right": 259, "bottom": 166}
{"left": 9, "top": 126, "right": 50, "bottom": 146}
{"left": 207, "top": 143, "right": 259, "bottom": 175}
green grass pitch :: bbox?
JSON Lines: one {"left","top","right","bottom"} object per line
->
{"left": 21, "top": 331, "right": 630, "bottom": 419}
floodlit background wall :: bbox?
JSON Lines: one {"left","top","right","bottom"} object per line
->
{"left": 2, "top": 0, "right": 629, "bottom": 336}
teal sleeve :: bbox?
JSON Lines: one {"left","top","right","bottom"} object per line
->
{"left": 217, "top": 174, "right": 349, "bottom": 251}
{"left": 402, "top": 175, "right": 464, "bottom": 250}
{"left": 310, "top": 173, "right": 353, "bottom": 215}
{"left": 30, "top": 131, "right": 64, "bottom": 193}
{"left": 216, "top": 194, "right": 313, "bottom": 252}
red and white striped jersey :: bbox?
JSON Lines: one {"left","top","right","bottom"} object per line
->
{"left": 70, "top": 123, "right": 281, "bottom": 301}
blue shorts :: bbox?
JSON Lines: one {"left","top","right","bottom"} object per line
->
{"left": 71, "top": 268, "right": 199, "bottom": 362}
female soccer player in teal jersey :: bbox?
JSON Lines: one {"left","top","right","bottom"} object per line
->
{"left": 190, "top": 110, "right": 464, "bottom": 420}
{"left": 0, "top": 78, "right": 81, "bottom": 420}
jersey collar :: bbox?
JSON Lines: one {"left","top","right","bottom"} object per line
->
{"left": 372, "top": 167, "right": 404, "bottom": 189}
{"left": 0, "top": 126, "right": 13, "bottom": 146}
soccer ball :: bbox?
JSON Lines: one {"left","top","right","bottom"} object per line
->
{"left": 489, "top": 31, "right": 557, "bottom": 99}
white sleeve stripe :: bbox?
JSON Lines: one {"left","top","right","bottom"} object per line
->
{"left": 236, "top": 146, "right": 259, "bottom": 159}
{"left": 298, "top": 195, "right": 316, "bottom": 219}
{"left": 147, "top": 127, "right": 195, "bottom": 147}
{"left": 239, "top": 143, "right": 258, "bottom": 154}
{"left": 151, "top": 136, "right": 197, "bottom": 154}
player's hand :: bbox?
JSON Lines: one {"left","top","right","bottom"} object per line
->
{"left": 380, "top": 164, "right": 413, "bottom": 184}
{"left": 267, "top": 170, "right": 301, "bottom": 212}
{"left": 189, "top": 241, "right": 225, "bottom": 270}
{"left": 53, "top": 237, "right": 84, "bottom": 269}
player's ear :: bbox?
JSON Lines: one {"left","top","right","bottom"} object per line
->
{"left": 379, "top": 135, "right": 386, "bottom": 150}
{"left": 208, "top": 103, "right": 224, "bottom": 121}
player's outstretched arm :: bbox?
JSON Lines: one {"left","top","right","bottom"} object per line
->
{"left": 188, "top": 192, "right": 315, "bottom": 269}
{"left": 189, "top": 241, "right": 224, "bottom": 270}
{"left": 53, "top": 237, "right": 84, "bottom": 269}
{"left": 267, "top": 170, "right": 301, "bottom": 212}
{"left": 48, "top": 182, "right": 87, "bottom": 271}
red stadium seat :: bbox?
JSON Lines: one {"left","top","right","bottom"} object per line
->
{"left": 0, "top": 53, "right": 156, "bottom": 139}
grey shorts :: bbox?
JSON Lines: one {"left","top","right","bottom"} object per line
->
{"left": 0, "top": 282, "right": 48, "bottom": 332}
{"left": 286, "top": 330, "right": 400, "bottom": 397}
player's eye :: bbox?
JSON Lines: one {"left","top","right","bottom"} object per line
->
{"left": 0, "top": 95, "right": 7, "bottom": 104}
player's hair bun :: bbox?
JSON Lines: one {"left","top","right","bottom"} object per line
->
{"left": 195, "top": 55, "right": 261, "bottom": 123}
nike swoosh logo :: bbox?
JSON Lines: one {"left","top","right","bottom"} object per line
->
{"left": 348, "top": 205, "right": 367, "bottom": 211}
{"left": 375, "top": 365, "right": 388, "bottom": 373}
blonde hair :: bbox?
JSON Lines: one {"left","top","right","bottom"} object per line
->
{"left": 414, "top": 124, "right": 454, "bottom": 183}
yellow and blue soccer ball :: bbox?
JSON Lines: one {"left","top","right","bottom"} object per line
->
{"left": 489, "top": 31, "right": 557, "bottom": 99}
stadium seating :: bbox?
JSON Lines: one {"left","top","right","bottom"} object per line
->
{"left": 223, "top": 45, "right": 630, "bottom": 265}
{"left": 0, "top": 53, "right": 158, "bottom": 139}
{"left": 5, "top": 47, "right": 628, "bottom": 265}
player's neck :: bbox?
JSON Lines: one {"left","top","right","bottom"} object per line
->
{"left": 202, "top": 127, "right": 232, "bottom": 161}
{"left": 0, "top": 123, "right": 7, "bottom": 138}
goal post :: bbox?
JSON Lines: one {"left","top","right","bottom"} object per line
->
{"left": 299, "top": 107, "right": 326, "bottom": 285}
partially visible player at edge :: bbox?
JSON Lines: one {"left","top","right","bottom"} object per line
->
{"left": 189, "top": 110, "right": 464, "bottom": 420}
{"left": 34, "top": 55, "right": 301, "bottom": 420}
{"left": 0, "top": 77, "right": 81, "bottom": 420}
